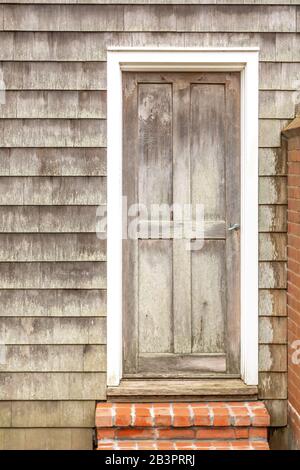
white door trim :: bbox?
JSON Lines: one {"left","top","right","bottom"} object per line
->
{"left": 107, "top": 47, "right": 259, "bottom": 386}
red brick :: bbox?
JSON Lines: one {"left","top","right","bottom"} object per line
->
{"left": 172, "top": 404, "right": 192, "bottom": 427}
{"left": 97, "top": 428, "right": 115, "bottom": 440}
{"left": 231, "top": 443, "right": 252, "bottom": 450}
{"left": 213, "top": 441, "right": 232, "bottom": 450}
{"left": 174, "top": 441, "right": 195, "bottom": 450}
{"left": 115, "top": 404, "right": 132, "bottom": 427}
{"left": 134, "top": 404, "right": 153, "bottom": 427}
{"left": 289, "top": 150, "right": 300, "bottom": 162}
{"left": 97, "top": 443, "right": 115, "bottom": 450}
{"left": 252, "top": 441, "right": 270, "bottom": 450}
{"left": 116, "top": 428, "right": 155, "bottom": 439}
{"left": 117, "top": 442, "right": 137, "bottom": 450}
{"left": 194, "top": 442, "right": 213, "bottom": 450}
{"left": 152, "top": 404, "right": 172, "bottom": 427}
{"left": 250, "top": 407, "right": 270, "bottom": 426}
{"left": 230, "top": 407, "right": 251, "bottom": 426}
{"left": 158, "top": 428, "right": 195, "bottom": 439}
{"left": 196, "top": 428, "right": 235, "bottom": 439}
{"left": 156, "top": 441, "right": 175, "bottom": 450}
{"left": 191, "top": 404, "right": 211, "bottom": 426}
{"left": 95, "top": 402, "right": 270, "bottom": 451}
{"left": 95, "top": 404, "right": 114, "bottom": 427}
{"left": 211, "top": 406, "right": 231, "bottom": 426}
{"left": 235, "top": 428, "right": 249, "bottom": 439}
{"left": 249, "top": 427, "right": 268, "bottom": 440}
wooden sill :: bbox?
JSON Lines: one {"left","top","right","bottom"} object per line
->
{"left": 107, "top": 379, "right": 258, "bottom": 402}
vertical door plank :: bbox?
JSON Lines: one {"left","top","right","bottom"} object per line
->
{"left": 173, "top": 79, "right": 192, "bottom": 354}
{"left": 190, "top": 83, "right": 227, "bottom": 356}
{"left": 225, "top": 73, "right": 241, "bottom": 374}
{"left": 123, "top": 72, "right": 139, "bottom": 374}
{"left": 137, "top": 82, "right": 173, "bottom": 362}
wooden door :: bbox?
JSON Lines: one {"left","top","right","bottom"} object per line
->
{"left": 123, "top": 72, "right": 240, "bottom": 378}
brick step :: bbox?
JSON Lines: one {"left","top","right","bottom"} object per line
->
{"left": 97, "top": 439, "right": 269, "bottom": 450}
{"left": 97, "top": 426, "right": 267, "bottom": 441}
{"left": 95, "top": 401, "right": 270, "bottom": 451}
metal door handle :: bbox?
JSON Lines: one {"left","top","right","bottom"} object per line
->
{"left": 228, "top": 223, "right": 240, "bottom": 231}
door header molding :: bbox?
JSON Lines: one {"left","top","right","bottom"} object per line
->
{"left": 107, "top": 48, "right": 259, "bottom": 387}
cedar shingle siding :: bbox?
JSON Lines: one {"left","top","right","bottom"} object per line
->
{"left": 0, "top": 0, "right": 296, "bottom": 449}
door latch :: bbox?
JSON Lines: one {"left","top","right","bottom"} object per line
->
{"left": 228, "top": 223, "right": 240, "bottom": 231}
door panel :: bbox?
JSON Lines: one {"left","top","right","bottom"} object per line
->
{"left": 138, "top": 239, "right": 173, "bottom": 354}
{"left": 190, "top": 84, "right": 226, "bottom": 221}
{"left": 138, "top": 83, "right": 173, "bottom": 209}
{"left": 191, "top": 240, "right": 226, "bottom": 354}
{"left": 123, "top": 72, "right": 241, "bottom": 378}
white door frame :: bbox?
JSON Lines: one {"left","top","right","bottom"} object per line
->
{"left": 107, "top": 47, "right": 259, "bottom": 387}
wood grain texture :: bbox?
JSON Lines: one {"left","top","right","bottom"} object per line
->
{"left": 191, "top": 83, "right": 226, "bottom": 221}
{"left": 259, "top": 345, "right": 287, "bottom": 372}
{"left": 0, "top": 372, "right": 106, "bottom": 400}
{"left": 0, "top": 148, "right": 106, "bottom": 176}
{"left": 0, "top": 91, "right": 106, "bottom": 119}
{"left": 260, "top": 91, "right": 300, "bottom": 119}
{"left": 108, "top": 378, "right": 257, "bottom": 399}
{"left": 259, "top": 205, "right": 287, "bottom": 232}
{"left": 0, "top": 289, "right": 106, "bottom": 317}
{"left": 259, "top": 148, "right": 286, "bottom": 176}
{"left": 6, "top": 401, "right": 95, "bottom": 428}
{"left": 259, "top": 289, "right": 287, "bottom": 317}
{"left": 0, "top": 206, "right": 102, "bottom": 232}
{"left": 0, "top": 1, "right": 296, "bottom": 4}
{"left": 264, "top": 399, "right": 287, "bottom": 427}
{"left": 0, "top": 234, "right": 105, "bottom": 261}
{"left": 259, "top": 233, "right": 287, "bottom": 260}
{"left": 123, "top": 5, "right": 295, "bottom": 32}
{"left": 0, "top": 4, "right": 295, "bottom": 32}
{"left": 259, "top": 62, "right": 300, "bottom": 91}
{"left": 275, "top": 33, "right": 300, "bottom": 62}
{"left": 0, "top": 177, "right": 106, "bottom": 205}
{"left": 122, "top": 71, "right": 139, "bottom": 374}
{"left": 138, "top": 240, "right": 172, "bottom": 355}
{"left": 138, "top": 354, "right": 226, "bottom": 375}
{"left": 0, "top": 61, "right": 106, "bottom": 90}
{"left": 0, "top": 345, "right": 106, "bottom": 372}
{"left": 0, "top": 317, "right": 106, "bottom": 344}
{"left": 259, "top": 261, "right": 287, "bottom": 289}
{"left": 259, "top": 316, "right": 287, "bottom": 344}
{"left": 259, "top": 372, "right": 287, "bottom": 399}
{"left": 0, "top": 32, "right": 298, "bottom": 62}
{"left": 0, "top": 119, "right": 106, "bottom": 147}
{"left": 259, "top": 120, "right": 289, "bottom": 147}
{"left": 259, "top": 177, "right": 287, "bottom": 204}
{"left": 172, "top": 80, "right": 191, "bottom": 354}
{"left": 2, "top": 4, "right": 125, "bottom": 31}
{"left": 0, "top": 428, "right": 93, "bottom": 450}
{"left": 192, "top": 241, "right": 226, "bottom": 354}
{"left": 0, "top": 262, "right": 106, "bottom": 289}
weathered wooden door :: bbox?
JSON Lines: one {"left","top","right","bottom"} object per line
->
{"left": 123, "top": 72, "right": 240, "bottom": 378}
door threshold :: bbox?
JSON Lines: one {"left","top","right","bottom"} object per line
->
{"left": 107, "top": 378, "right": 258, "bottom": 402}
